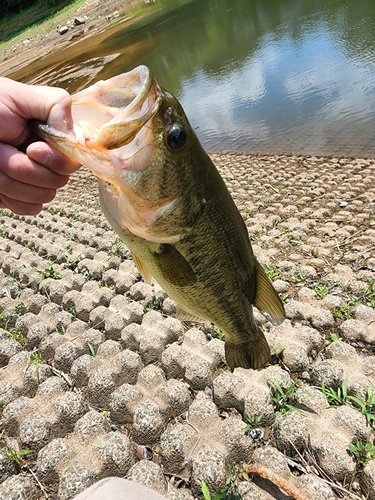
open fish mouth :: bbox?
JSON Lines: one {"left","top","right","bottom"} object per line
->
{"left": 72, "top": 65, "right": 162, "bottom": 151}
{"left": 30, "top": 65, "right": 162, "bottom": 182}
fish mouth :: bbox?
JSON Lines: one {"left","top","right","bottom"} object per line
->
{"left": 72, "top": 65, "right": 162, "bottom": 151}
{"left": 31, "top": 65, "right": 162, "bottom": 182}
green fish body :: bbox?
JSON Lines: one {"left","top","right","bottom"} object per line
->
{"left": 32, "top": 65, "right": 285, "bottom": 369}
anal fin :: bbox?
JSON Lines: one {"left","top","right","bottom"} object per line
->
{"left": 253, "top": 260, "right": 285, "bottom": 325}
{"left": 176, "top": 305, "right": 205, "bottom": 323}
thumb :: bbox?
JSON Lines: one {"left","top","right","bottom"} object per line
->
{"left": 38, "top": 86, "right": 75, "bottom": 133}
{"left": 0, "top": 78, "right": 74, "bottom": 133}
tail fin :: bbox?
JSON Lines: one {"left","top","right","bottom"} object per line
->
{"left": 225, "top": 330, "right": 270, "bottom": 369}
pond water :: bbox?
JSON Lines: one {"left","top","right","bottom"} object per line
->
{"left": 19, "top": 0, "right": 375, "bottom": 157}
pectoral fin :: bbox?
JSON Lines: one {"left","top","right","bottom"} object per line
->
{"left": 253, "top": 261, "right": 285, "bottom": 325}
{"left": 152, "top": 244, "right": 197, "bottom": 287}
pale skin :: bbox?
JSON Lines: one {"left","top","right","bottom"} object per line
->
{"left": 0, "top": 77, "right": 80, "bottom": 215}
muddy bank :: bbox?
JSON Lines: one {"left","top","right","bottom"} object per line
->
{"left": 0, "top": 0, "right": 141, "bottom": 78}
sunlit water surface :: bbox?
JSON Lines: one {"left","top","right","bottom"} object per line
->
{"left": 15, "top": 0, "right": 375, "bottom": 157}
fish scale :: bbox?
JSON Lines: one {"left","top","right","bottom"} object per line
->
{"left": 31, "top": 65, "right": 285, "bottom": 369}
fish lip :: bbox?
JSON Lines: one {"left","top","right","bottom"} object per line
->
{"left": 122, "top": 65, "right": 159, "bottom": 119}
{"left": 124, "top": 65, "right": 163, "bottom": 130}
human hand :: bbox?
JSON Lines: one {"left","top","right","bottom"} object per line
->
{"left": 0, "top": 77, "right": 80, "bottom": 215}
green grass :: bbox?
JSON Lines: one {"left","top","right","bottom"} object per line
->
{"left": 292, "top": 269, "right": 306, "bottom": 284}
{"left": 332, "top": 304, "right": 351, "bottom": 319}
{"left": 348, "top": 387, "right": 375, "bottom": 428}
{"left": 321, "top": 379, "right": 350, "bottom": 408}
{"left": 109, "top": 238, "right": 128, "bottom": 257}
{"left": 212, "top": 325, "right": 225, "bottom": 341}
{"left": 321, "top": 380, "right": 375, "bottom": 428}
{"left": 265, "top": 263, "right": 285, "bottom": 281}
{"left": 31, "top": 260, "right": 61, "bottom": 280}
{"left": 269, "top": 378, "right": 307, "bottom": 418}
{"left": 87, "top": 342, "right": 96, "bottom": 357}
{"left": 348, "top": 440, "right": 375, "bottom": 468}
{"left": 324, "top": 332, "right": 343, "bottom": 346}
{"left": 9, "top": 330, "right": 27, "bottom": 346}
{"left": 245, "top": 412, "right": 264, "bottom": 431}
{"left": 0, "top": 441, "right": 34, "bottom": 472}
{"left": 142, "top": 290, "right": 164, "bottom": 313}
{"left": 314, "top": 282, "right": 330, "bottom": 299}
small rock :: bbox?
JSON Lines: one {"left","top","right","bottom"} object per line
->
{"left": 58, "top": 463, "right": 96, "bottom": 500}
{"left": 313, "top": 430, "right": 356, "bottom": 482}
{"left": 59, "top": 26, "right": 69, "bottom": 35}
{"left": 0, "top": 338, "right": 22, "bottom": 367}
{"left": 311, "top": 359, "right": 345, "bottom": 388}
{"left": 297, "top": 473, "right": 336, "bottom": 500}
{"left": 191, "top": 446, "right": 226, "bottom": 498}
{"left": 0, "top": 450, "right": 16, "bottom": 482}
{"left": 96, "top": 431, "right": 134, "bottom": 476}
{"left": 160, "top": 422, "right": 195, "bottom": 475}
{"left": 309, "top": 308, "right": 335, "bottom": 329}
{"left": 132, "top": 399, "right": 165, "bottom": 444}
{"left": 87, "top": 367, "right": 115, "bottom": 407}
{"left": 18, "top": 412, "right": 52, "bottom": 451}
{"left": 54, "top": 392, "right": 88, "bottom": 433}
{"left": 360, "top": 459, "right": 375, "bottom": 500}
{"left": 166, "top": 489, "right": 195, "bottom": 500}
{"left": 74, "top": 16, "right": 86, "bottom": 25}
{"left": 38, "top": 438, "right": 70, "bottom": 484}
{"left": 184, "top": 356, "right": 212, "bottom": 390}
{"left": 273, "top": 411, "right": 309, "bottom": 455}
{"left": 0, "top": 475, "right": 37, "bottom": 499}
{"left": 74, "top": 410, "right": 110, "bottom": 439}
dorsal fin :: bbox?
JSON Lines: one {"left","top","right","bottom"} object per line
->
{"left": 253, "top": 260, "right": 285, "bottom": 325}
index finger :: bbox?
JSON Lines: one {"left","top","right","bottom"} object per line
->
{"left": 27, "top": 141, "right": 81, "bottom": 175}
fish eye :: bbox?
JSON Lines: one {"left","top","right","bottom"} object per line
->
{"left": 165, "top": 124, "right": 187, "bottom": 151}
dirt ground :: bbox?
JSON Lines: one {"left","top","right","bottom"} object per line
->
{"left": 0, "top": 153, "right": 375, "bottom": 500}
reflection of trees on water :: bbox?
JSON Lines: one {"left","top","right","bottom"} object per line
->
{"left": 19, "top": 0, "right": 375, "bottom": 95}
{"left": 100, "top": 0, "right": 375, "bottom": 92}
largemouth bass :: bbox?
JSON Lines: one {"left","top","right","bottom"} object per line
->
{"left": 31, "top": 65, "right": 285, "bottom": 369}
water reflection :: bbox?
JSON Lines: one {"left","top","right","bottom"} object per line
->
{"left": 14, "top": 0, "right": 375, "bottom": 157}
